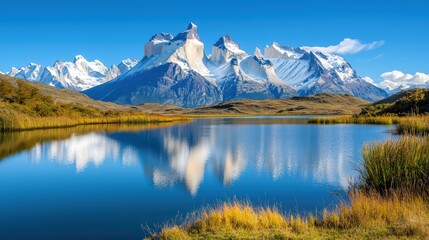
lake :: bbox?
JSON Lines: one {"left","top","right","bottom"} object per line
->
{"left": 0, "top": 117, "right": 395, "bottom": 239}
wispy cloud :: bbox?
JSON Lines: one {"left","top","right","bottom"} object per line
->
{"left": 303, "top": 38, "right": 384, "bottom": 55}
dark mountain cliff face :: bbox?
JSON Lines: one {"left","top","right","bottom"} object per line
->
{"left": 84, "top": 63, "right": 223, "bottom": 108}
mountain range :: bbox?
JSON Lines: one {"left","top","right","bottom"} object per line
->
{"left": 5, "top": 23, "right": 389, "bottom": 107}
{"left": 6, "top": 56, "right": 138, "bottom": 91}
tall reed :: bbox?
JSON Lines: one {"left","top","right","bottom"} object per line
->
{"left": 308, "top": 116, "right": 400, "bottom": 125}
{"left": 360, "top": 135, "right": 429, "bottom": 197}
{"left": 397, "top": 118, "right": 429, "bottom": 135}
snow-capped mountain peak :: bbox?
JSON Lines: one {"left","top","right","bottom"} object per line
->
{"left": 214, "top": 34, "right": 242, "bottom": 52}
{"left": 265, "top": 42, "right": 303, "bottom": 60}
{"left": 139, "top": 23, "right": 209, "bottom": 77}
{"left": 263, "top": 43, "right": 387, "bottom": 100}
{"left": 117, "top": 58, "right": 139, "bottom": 73}
{"left": 172, "top": 22, "right": 201, "bottom": 42}
{"left": 8, "top": 23, "right": 388, "bottom": 106}
{"left": 11, "top": 63, "right": 44, "bottom": 82}
{"left": 210, "top": 35, "right": 248, "bottom": 65}
{"left": 73, "top": 54, "right": 86, "bottom": 63}
{"left": 254, "top": 47, "right": 263, "bottom": 58}
{"left": 7, "top": 56, "right": 138, "bottom": 91}
{"left": 149, "top": 32, "right": 174, "bottom": 43}
{"left": 84, "top": 24, "right": 297, "bottom": 107}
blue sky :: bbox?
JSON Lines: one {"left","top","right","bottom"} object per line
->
{"left": 1, "top": 0, "right": 428, "bottom": 83}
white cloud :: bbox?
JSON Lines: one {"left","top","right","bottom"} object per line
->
{"left": 378, "top": 70, "right": 429, "bottom": 91}
{"left": 303, "top": 38, "right": 384, "bottom": 55}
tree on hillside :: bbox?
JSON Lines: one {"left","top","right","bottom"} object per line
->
{"left": 0, "top": 79, "right": 16, "bottom": 103}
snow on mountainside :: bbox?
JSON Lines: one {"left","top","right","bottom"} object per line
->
{"left": 264, "top": 43, "right": 387, "bottom": 101}
{"left": 84, "top": 23, "right": 223, "bottom": 108}
{"left": 84, "top": 23, "right": 297, "bottom": 107}
{"left": 7, "top": 56, "right": 138, "bottom": 91}
{"left": 7, "top": 23, "right": 388, "bottom": 106}
{"left": 206, "top": 35, "right": 296, "bottom": 101}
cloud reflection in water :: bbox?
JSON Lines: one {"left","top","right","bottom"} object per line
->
{"left": 23, "top": 119, "right": 387, "bottom": 195}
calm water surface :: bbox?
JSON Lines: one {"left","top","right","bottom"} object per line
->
{"left": 0, "top": 117, "right": 395, "bottom": 239}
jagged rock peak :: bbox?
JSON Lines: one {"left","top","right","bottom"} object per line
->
{"left": 172, "top": 22, "right": 201, "bottom": 41}
{"left": 254, "top": 47, "right": 263, "bottom": 58}
{"left": 149, "top": 32, "right": 174, "bottom": 42}
{"left": 73, "top": 54, "right": 86, "bottom": 63}
{"left": 187, "top": 22, "right": 197, "bottom": 30}
{"left": 253, "top": 55, "right": 272, "bottom": 66}
{"left": 214, "top": 34, "right": 233, "bottom": 47}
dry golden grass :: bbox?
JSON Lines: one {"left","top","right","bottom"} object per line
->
{"left": 137, "top": 93, "right": 370, "bottom": 116}
{"left": 397, "top": 117, "right": 429, "bottom": 135}
{"left": 308, "top": 116, "right": 429, "bottom": 136}
{"left": 0, "top": 75, "right": 189, "bottom": 132}
{"left": 308, "top": 115, "right": 401, "bottom": 125}
{"left": 148, "top": 193, "right": 429, "bottom": 239}
{"left": 0, "top": 101, "right": 188, "bottom": 132}
{"left": 0, "top": 110, "right": 188, "bottom": 131}
{"left": 320, "top": 191, "right": 429, "bottom": 233}
{"left": 0, "top": 74, "right": 129, "bottom": 111}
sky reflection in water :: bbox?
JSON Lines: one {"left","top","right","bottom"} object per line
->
{"left": 0, "top": 118, "right": 395, "bottom": 239}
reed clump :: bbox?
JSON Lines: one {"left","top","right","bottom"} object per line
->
{"left": 360, "top": 135, "right": 429, "bottom": 197}
{"left": 308, "top": 115, "right": 400, "bottom": 125}
{"left": 397, "top": 118, "right": 429, "bottom": 135}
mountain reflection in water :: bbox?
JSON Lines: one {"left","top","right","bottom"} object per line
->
{"left": 7, "top": 118, "right": 394, "bottom": 196}
{"left": 0, "top": 118, "right": 396, "bottom": 240}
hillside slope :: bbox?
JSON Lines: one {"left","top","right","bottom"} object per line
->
{"left": 1, "top": 74, "right": 369, "bottom": 116}
{"left": 0, "top": 74, "right": 129, "bottom": 111}
{"left": 138, "top": 93, "right": 369, "bottom": 116}
{"left": 361, "top": 88, "right": 429, "bottom": 116}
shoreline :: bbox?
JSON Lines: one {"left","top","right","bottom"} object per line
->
{"left": 147, "top": 134, "right": 429, "bottom": 239}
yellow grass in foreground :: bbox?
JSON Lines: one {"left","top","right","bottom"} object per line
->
{"left": 148, "top": 192, "right": 429, "bottom": 239}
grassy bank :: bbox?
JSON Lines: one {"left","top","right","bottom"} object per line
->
{"left": 0, "top": 79, "right": 188, "bottom": 132}
{"left": 149, "top": 193, "right": 428, "bottom": 239}
{"left": 148, "top": 135, "right": 429, "bottom": 239}
{"left": 308, "top": 116, "right": 429, "bottom": 135}
{"left": 307, "top": 115, "right": 401, "bottom": 125}
{"left": 0, "top": 105, "right": 188, "bottom": 131}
